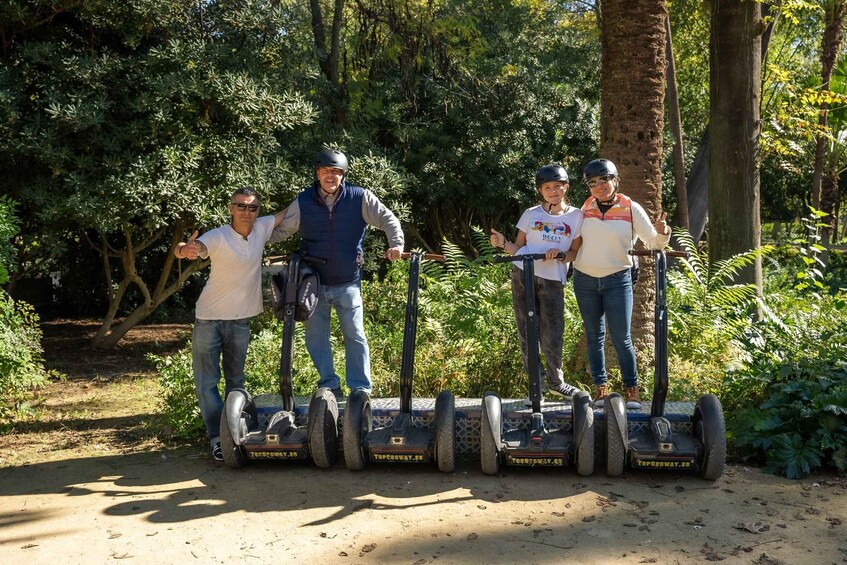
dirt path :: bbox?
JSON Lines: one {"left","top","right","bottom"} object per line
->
{"left": 0, "top": 321, "right": 845, "bottom": 564}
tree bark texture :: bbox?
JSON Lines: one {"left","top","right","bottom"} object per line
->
{"left": 664, "top": 10, "right": 688, "bottom": 230}
{"left": 685, "top": 5, "right": 777, "bottom": 246}
{"left": 815, "top": 2, "right": 847, "bottom": 265}
{"left": 599, "top": 0, "right": 667, "bottom": 371}
{"left": 709, "top": 0, "right": 762, "bottom": 291}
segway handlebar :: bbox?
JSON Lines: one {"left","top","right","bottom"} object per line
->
{"left": 400, "top": 252, "right": 446, "bottom": 262}
{"left": 492, "top": 252, "right": 565, "bottom": 264}
{"left": 266, "top": 254, "right": 328, "bottom": 265}
{"left": 629, "top": 249, "right": 689, "bottom": 259}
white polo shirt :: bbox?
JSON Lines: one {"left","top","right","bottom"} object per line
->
{"left": 195, "top": 215, "right": 275, "bottom": 320}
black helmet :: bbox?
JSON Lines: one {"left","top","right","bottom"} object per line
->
{"left": 583, "top": 158, "right": 618, "bottom": 181}
{"left": 535, "top": 164, "right": 569, "bottom": 188}
{"left": 314, "top": 149, "right": 349, "bottom": 174}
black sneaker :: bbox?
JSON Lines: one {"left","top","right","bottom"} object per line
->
{"left": 212, "top": 442, "right": 223, "bottom": 462}
{"left": 547, "top": 381, "right": 581, "bottom": 400}
{"left": 331, "top": 387, "right": 345, "bottom": 400}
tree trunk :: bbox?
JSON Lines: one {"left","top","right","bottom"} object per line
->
{"left": 599, "top": 0, "right": 667, "bottom": 371}
{"left": 813, "top": 3, "right": 847, "bottom": 269}
{"left": 820, "top": 174, "right": 840, "bottom": 264}
{"left": 664, "top": 10, "right": 688, "bottom": 231}
{"left": 682, "top": 128, "right": 709, "bottom": 243}
{"left": 684, "top": 5, "right": 778, "bottom": 246}
{"left": 709, "top": 0, "right": 762, "bottom": 294}
{"left": 90, "top": 223, "right": 208, "bottom": 348}
{"left": 310, "top": 0, "right": 348, "bottom": 126}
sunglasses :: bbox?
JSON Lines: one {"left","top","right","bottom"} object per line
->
{"left": 585, "top": 175, "right": 617, "bottom": 188}
{"left": 231, "top": 202, "right": 260, "bottom": 212}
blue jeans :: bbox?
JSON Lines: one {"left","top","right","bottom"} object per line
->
{"left": 192, "top": 318, "right": 252, "bottom": 441}
{"left": 304, "top": 280, "right": 371, "bottom": 393}
{"left": 572, "top": 268, "right": 638, "bottom": 388}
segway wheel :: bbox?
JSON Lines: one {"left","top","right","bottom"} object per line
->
{"left": 480, "top": 392, "right": 502, "bottom": 476}
{"left": 434, "top": 390, "right": 456, "bottom": 472}
{"left": 604, "top": 393, "right": 627, "bottom": 477}
{"left": 572, "top": 391, "right": 595, "bottom": 476}
{"left": 308, "top": 388, "right": 339, "bottom": 468}
{"left": 342, "top": 390, "right": 372, "bottom": 471}
{"left": 694, "top": 394, "right": 726, "bottom": 480}
{"left": 220, "top": 389, "right": 252, "bottom": 469}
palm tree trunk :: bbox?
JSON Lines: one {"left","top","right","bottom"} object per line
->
{"left": 599, "top": 0, "right": 667, "bottom": 369}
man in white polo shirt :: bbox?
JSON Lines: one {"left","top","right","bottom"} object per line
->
{"left": 175, "top": 187, "right": 287, "bottom": 461}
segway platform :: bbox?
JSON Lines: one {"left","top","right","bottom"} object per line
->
{"left": 251, "top": 395, "right": 696, "bottom": 455}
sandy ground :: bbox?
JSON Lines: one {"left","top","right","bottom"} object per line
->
{"left": 1, "top": 449, "right": 846, "bottom": 564}
{"left": 0, "top": 321, "right": 845, "bottom": 564}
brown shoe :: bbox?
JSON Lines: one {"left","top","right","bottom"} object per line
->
{"left": 624, "top": 386, "right": 642, "bottom": 409}
{"left": 593, "top": 384, "right": 610, "bottom": 407}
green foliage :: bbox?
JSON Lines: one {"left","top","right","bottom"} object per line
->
{"left": 726, "top": 298, "right": 847, "bottom": 478}
{"left": 0, "top": 292, "right": 51, "bottom": 423}
{"left": 666, "top": 230, "right": 774, "bottom": 399}
{"left": 0, "top": 195, "right": 20, "bottom": 285}
{"left": 2, "top": 0, "right": 317, "bottom": 338}
{"left": 722, "top": 213, "right": 847, "bottom": 478}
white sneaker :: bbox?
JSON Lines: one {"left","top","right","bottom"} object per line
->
{"left": 547, "top": 382, "right": 581, "bottom": 400}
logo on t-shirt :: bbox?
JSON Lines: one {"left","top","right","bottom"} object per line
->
{"left": 531, "top": 221, "right": 572, "bottom": 243}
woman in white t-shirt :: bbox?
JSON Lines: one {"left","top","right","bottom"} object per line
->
{"left": 489, "top": 164, "right": 585, "bottom": 401}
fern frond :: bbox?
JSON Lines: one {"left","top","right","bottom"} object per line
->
{"left": 673, "top": 230, "right": 709, "bottom": 284}
{"left": 709, "top": 245, "right": 775, "bottom": 286}
{"left": 709, "top": 283, "right": 758, "bottom": 309}
{"left": 441, "top": 239, "right": 475, "bottom": 270}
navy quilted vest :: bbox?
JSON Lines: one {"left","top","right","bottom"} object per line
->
{"left": 297, "top": 182, "right": 367, "bottom": 286}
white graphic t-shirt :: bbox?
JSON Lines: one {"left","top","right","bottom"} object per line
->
{"left": 513, "top": 205, "right": 583, "bottom": 283}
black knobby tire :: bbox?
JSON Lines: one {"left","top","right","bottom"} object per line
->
{"left": 694, "top": 394, "right": 726, "bottom": 480}
{"left": 308, "top": 388, "right": 339, "bottom": 468}
{"left": 342, "top": 390, "right": 372, "bottom": 471}
{"left": 480, "top": 393, "right": 501, "bottom": 476}
{"left": 220, "top": 389, "right": 250, "bottom": 469}
{"left": 572, "top": 391, "right": 595, "bottom": 476}
{"left": 434, "top": 391, "right": 456, "bottom": 473}
{"left": 605, "top": 394, "right": 627, "bottom": 477}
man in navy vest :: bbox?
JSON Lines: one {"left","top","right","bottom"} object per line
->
{"left": 271, "top": 149, "right": 404, "bottom": 397}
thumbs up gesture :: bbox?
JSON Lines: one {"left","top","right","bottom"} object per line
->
{"left": 177, "top": 230, "right": 201, "bottom": 260}
{"left": 654, "top": 212, "right": 669, "bottom": 236}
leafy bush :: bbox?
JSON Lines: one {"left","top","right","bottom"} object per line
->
{"left": 724, "top": 214, "right": 847, "bottom": 478}
{"left": 666, "top": 231, "right": 772, "bottom": 400}
{"left": 0, "top": 293, "right": 51, "bottom": 424}
{"left": 726, "top": 292, "right": 847, "bottom": 478}
{"left": 0, "top": 196, "right": 51, "bottom": 425}
{"left": 0, "top": 196, "right": 20, "bottom": 285}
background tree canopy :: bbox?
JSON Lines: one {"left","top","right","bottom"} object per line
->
{"left": 0, "top": 0, "right": 844, "bottom": 338}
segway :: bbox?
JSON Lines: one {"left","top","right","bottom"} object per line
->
{"left": 343, "top": 252, "right": 456, "bottom": 472}
{"left": 480, "top": 253, "right": 595, "bottom": 476}
{"left": 219, "top": 254, "right": 339, "bottom": 468}
{"left": 604, "top": 249, "right": 726, "bottom": 480}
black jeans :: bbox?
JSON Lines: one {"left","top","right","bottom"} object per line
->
{"left": 511, "top": 266, "right": 566, "bottom": 387}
